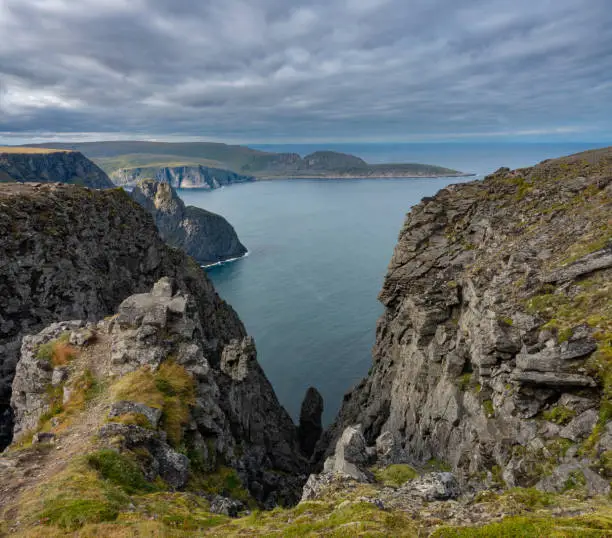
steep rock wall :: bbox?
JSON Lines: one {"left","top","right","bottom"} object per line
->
{"left": 322, "top": 148, "right": 612, "bottom": 487}
{"left": 111, "top": 165, "right": 254, "bottom": 189}
{"left": 130, "top": 179, "right": 247, "bottom": 264}
{"left": 0, "top": 183, "right": 244, "bottom": 448}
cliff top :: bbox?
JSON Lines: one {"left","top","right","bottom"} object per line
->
{"left": 0, "top": 147, "right": 75, "bottom": 154}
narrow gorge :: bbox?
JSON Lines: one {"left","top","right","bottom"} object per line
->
{"left": 0, "top": 147, "right": 610, "bottom": 536}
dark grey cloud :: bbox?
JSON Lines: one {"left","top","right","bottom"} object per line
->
{"left": 1, "top": 0, "right": 611, "bottom": 142}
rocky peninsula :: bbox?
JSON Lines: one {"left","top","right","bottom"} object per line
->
{"left": 130, "top": 179, "right": 247, "bottom": 265}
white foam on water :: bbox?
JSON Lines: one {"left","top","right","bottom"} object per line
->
{"left": 201, "top": 250, "right": 249, "bottom": 269}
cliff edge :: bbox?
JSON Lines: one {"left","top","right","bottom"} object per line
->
{"left": 320, "top": 147, "right": 612, "bottom": 492}
{"left": 0, "top": 148, "right": 114, "bottom": 189}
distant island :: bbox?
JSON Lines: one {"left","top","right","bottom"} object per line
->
{"left": 19, "top": 141, "right": 470, "bottom": 185}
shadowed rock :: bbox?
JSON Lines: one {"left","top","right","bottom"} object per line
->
{"left": 298, "top": 387, "right": 324, "bottom": 458}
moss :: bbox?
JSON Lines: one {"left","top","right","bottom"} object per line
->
{"left": 499, "top": 316, "right": 513, "bottom": 327}
{"left": 373, "top": 464, "right": 419, "bottom": 487}
{"left": 424, "top": 458, "right": 452, "bottom": 472}
{"left": 482, "top": 399, "right": 495, "bottom": 418}
{"left": 599, "top": 450, "right": 612, "bottom": 478}
{"left": 562, "top": 470, "right": 587, "bottom": 492}
{"left": 86, "top": 450, "right": 156, "bottom": 495}
{"left": 542, "top": 405, "right": 577, "bottom": 425}
{"left": 457, "top": 373, "right": 473, "bottom": 391}
{"left": 189, "top": 466, "right": 251, "bottom": 504}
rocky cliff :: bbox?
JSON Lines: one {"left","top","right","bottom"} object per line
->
{"left": 111, "top": 165, "right": 254, "bottom": 189}
{"left": 130, "top": 179, "right": 247, "bottom": 264}
{"left": 319, "top": 147, "right": 612, "bottom": 492}
{"left": 5, "top": 278, "right": 307, "bottom": 515}
{"left": 0, "top": 182, "right": 247, "bottom": 449}
{"left": 0, "top": 149, "right": 114, "bottom": 188}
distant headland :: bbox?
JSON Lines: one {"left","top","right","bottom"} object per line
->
{"left": 17, "top": 141, "right": 471, "bottom": 186}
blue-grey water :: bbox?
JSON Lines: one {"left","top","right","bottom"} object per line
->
{"left": 179, "top": 142, "right": 609, "bottom": 425}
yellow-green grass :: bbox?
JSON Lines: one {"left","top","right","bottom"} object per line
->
{"left": 0, "top": 147, "right": 74, "bottom": 154}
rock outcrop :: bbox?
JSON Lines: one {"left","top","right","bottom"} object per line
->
{"left": 111, "top": 165, "right": 254, "bottom": 189}
{"left": 0, "top": 182, "right": 244, "bottom": 448}
{"left": 297, "top": 387, "right": 324, "bottom": 458}
{"left": 319, "top": 147, "right": 612, "bottom": 490}
{"left": 0, "top": 149, "right": 114, "bottom": 188}
{"left": 10, "top": 278, "right": 308, "bottom": 505}
{"left": 130, "top": 179, "right": 247, "bottom": 264}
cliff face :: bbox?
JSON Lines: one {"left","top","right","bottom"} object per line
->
{"left": 0, "top": 183, "right": 244, "bottom": 449}
{"left": 0, "top": 150, "right": 114, "bottom": 188}
{"left": 321, "top": 147, "right": 612, "bottom": 489}
{"left": 111, "top": 165, "right": 254, "bottom": 189}
{"left": 130, "top": 179, "right": 247, "bottom": 264}
{"left": 7, "top": 278, "right": 307, "bottom": 513}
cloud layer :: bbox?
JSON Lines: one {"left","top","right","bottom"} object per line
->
{"left": 1, "top": 0, "right": 611, "bottom": 142}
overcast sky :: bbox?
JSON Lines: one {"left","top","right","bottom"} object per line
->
{"left": 1, "top": 0, "right": 611, "bottom": 143}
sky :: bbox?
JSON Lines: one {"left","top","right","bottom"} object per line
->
{"left": 0, "top": 0, "right": 611, "bottom": 144}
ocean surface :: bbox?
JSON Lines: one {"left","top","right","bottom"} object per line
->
{"left": 178, "top": 142, "right": 608, "bottom": 425}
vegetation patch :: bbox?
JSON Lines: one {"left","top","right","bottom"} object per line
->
{"left": 542, "top": 405, "right": 577, "bottom": 425}
{"left": 86, "top": 449, "right": 156, "bottom": 494}
{"left": 431, "top": 510, "right": 612, "bottom": 538}
{"left": 424, "top": 458, "right": 452, "bottom": 472}
{"left": 373, "top": 464, "right": 419, "bottom": 487}
{"left": 110, "top": 361, "right": 195, "bottom": 447}
{"left": 36, "top": 333, "right": 78, "bottom": 367}
{"left": 189, "top": 465, "right": 252, "bottom": 506}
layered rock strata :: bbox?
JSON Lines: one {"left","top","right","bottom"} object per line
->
{"left": 320, "top": 147, "right": 612, "bottom": 490}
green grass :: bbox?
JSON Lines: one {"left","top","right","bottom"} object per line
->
{"left": 543, "top": 406, "right": 578, "bottom": 425}
{"left": 188, "top": 466, "right": 252, "bottom": 505}
{"left": 373, "top": 464, "right": 419, "bottom": 487}
{"left": 86, "top": 450, "right": 156, "bottom": 495}
{"left": 424, "top": 458, "right": 452, "bottom": 472}
{"left": 431, "top": 512, "right": 612, "bottom": 537}
{"left": 38, "top": 499, "right": 119, "bottom": 531}
{"left": 110, "top": 361, "right": 195, "bottom": 447}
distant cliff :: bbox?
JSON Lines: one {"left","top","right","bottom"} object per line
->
{"left": 0, "top": 148, "right": 114, "bottom": 188}
{"left": 21, "top": 142, "right": 468, "bottom": 181}
{"left": 130, "top": 179, "right": 247, "bottom": 264}
{"left": 111, "top": 165, "right": 254, "bottom": 189}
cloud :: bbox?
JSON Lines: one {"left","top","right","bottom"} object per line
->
{"left": 0, "top": 0, "right": 611, "bottom": 142}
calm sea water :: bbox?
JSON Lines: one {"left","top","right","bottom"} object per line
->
{"left": 179, "top": 142, "right": 608, "bottom": 424}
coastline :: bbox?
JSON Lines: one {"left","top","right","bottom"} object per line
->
{"left": 254, "top": 173, "right": 476, "bottom": 180}
{"left": 200, "top": 250, "right": 249, "bottom": 269}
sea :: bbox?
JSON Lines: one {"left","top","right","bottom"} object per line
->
{"left": 178, "top": 142, "right": 609, "bottom": 425}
